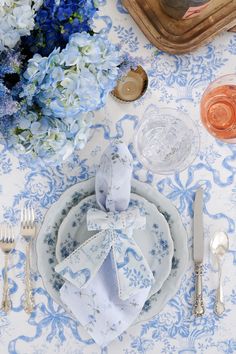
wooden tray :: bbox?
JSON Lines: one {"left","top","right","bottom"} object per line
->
{"left": 122, "top": 0, "right": 236, "bottom": 54}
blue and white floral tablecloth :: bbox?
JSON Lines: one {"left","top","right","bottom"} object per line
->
{"left": 0, "top": 1, "right": 236, "bottom": 353}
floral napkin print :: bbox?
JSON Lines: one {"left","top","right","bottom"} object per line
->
{"left": 55, "top": 140, "right": 154, "bottom": 345}
{"left": 56, "top": 204, "right": 153, "bottom": 300}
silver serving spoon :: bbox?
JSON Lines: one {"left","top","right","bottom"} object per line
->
{"left": 210, "top": 231, "right": 229, "bottom": 316}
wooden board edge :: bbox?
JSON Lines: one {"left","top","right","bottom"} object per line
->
{"left": 122, "top": 0, "right": 236, "bottom": 54}
{"left": 228, "top": 25, "right": 236, "bottom": 32}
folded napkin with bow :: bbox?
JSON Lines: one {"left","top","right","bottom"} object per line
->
{"left": 55, "top": 140, "right": 154, "bottom": 345}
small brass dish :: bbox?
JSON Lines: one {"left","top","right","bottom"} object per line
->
{"left": 111, "top": 65, "right": 148, "bottom": 103}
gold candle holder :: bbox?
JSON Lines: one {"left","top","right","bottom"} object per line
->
{"left": 111, "top": 65, "right": 148, "bottom": 103}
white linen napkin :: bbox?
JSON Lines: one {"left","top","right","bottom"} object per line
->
{"left": 55, "top": 140, "right": 154, "bottom": 345}
{"left": 60, "top": 253, "right": 151, "bottom": 346}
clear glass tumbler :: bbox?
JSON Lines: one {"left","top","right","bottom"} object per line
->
{"left": 134, "top": 105, "right": 199, "bottom": 175}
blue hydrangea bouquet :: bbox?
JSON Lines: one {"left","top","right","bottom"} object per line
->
{"left": 0, "top": 0, "right": 121, "bottom": 164}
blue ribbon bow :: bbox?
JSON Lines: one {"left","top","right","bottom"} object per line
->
{"left": 56, "top": 205, "right": 155, "bottom": 300}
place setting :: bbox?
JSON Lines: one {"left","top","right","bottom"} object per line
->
{"left": 36, "top": 139, "right": 187, "bottom": 345}
{"left": 35, "top": 138, "right": 229, "bottom": 345}
{"left": 0, "top": 0, "right": 235, "bottom": 352}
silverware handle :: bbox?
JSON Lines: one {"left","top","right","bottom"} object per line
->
{"left": 193, "top": 263, "right": 204, "bottom": 316}
{"left": 24, "top": 242, "right": 34, "bottom": 314}
{"left": 215, "top": 258, "right": 225, "bottom": 316}
{"left": 2, "top": 254, "right": 11, "bottom": 313}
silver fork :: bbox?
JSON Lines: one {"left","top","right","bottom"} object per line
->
{"left": 21, "top": 207, "right": 36, "bottom": 314}
{"left": 0, "top": 224, "right": 15, "bottom": 313}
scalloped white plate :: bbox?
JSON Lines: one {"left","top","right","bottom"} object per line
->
{"left": 36, "top": 178, "right": 188, "bottom": 323}
{"left": 55, "top": 193, "right": 174, "bottom": 298}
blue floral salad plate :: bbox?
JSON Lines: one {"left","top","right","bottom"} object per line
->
{"left": 55, "top": 193, "right": 174, "bottom": 298}
{"left": 36, "top": 178, "right": 188, "bottom": 323}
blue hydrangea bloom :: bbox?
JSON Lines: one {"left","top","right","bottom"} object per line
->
{"left": 118, "top": 52, "right": 143, "bottom": 79}
{"left": 22, "top": 0, "right": 98, "bottom": 57}
{"left": 4, "top": 32, "right": 121, "bottom": 164}
{"left": 21, "top": 32, "right": 121, "bottom": 118}
{"left": 3, "top": 107, "right": 94, "bottom": 163}
{"left": 0, "top": 49, "right": 21, "bottom": 118}
{"left": 0, "top": 2, "right": 121, "bottom": 166}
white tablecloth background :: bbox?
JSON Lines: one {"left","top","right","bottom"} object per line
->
{"left": 0, "top": 1, "right": 236, "bottom": 353}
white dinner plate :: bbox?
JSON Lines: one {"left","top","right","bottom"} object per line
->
{"left": 36, "top": 178, "right": 188, "bottom": 323}
{"left": 55, "top": 193, "right": 174, "bottom": 298}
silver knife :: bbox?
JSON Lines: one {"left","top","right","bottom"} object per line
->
{"left": 193, "top": 188, "right": 205, "bottom": 316}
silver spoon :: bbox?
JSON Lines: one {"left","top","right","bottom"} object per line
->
{"left": 210, "top": 231, "right": 229, "bottom": 316}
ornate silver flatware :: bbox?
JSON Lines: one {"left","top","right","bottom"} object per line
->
{"left": 0, "top": 224, "right": 16, "bottom": 313}
{"left": 210, "top": 231, "right": 229, "bottom": 316}
{"left": 21, "top": 207, "right": 36, "bottom": 314}
{"left": 193, "top": 188, "right": 205, "bottom": 316}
